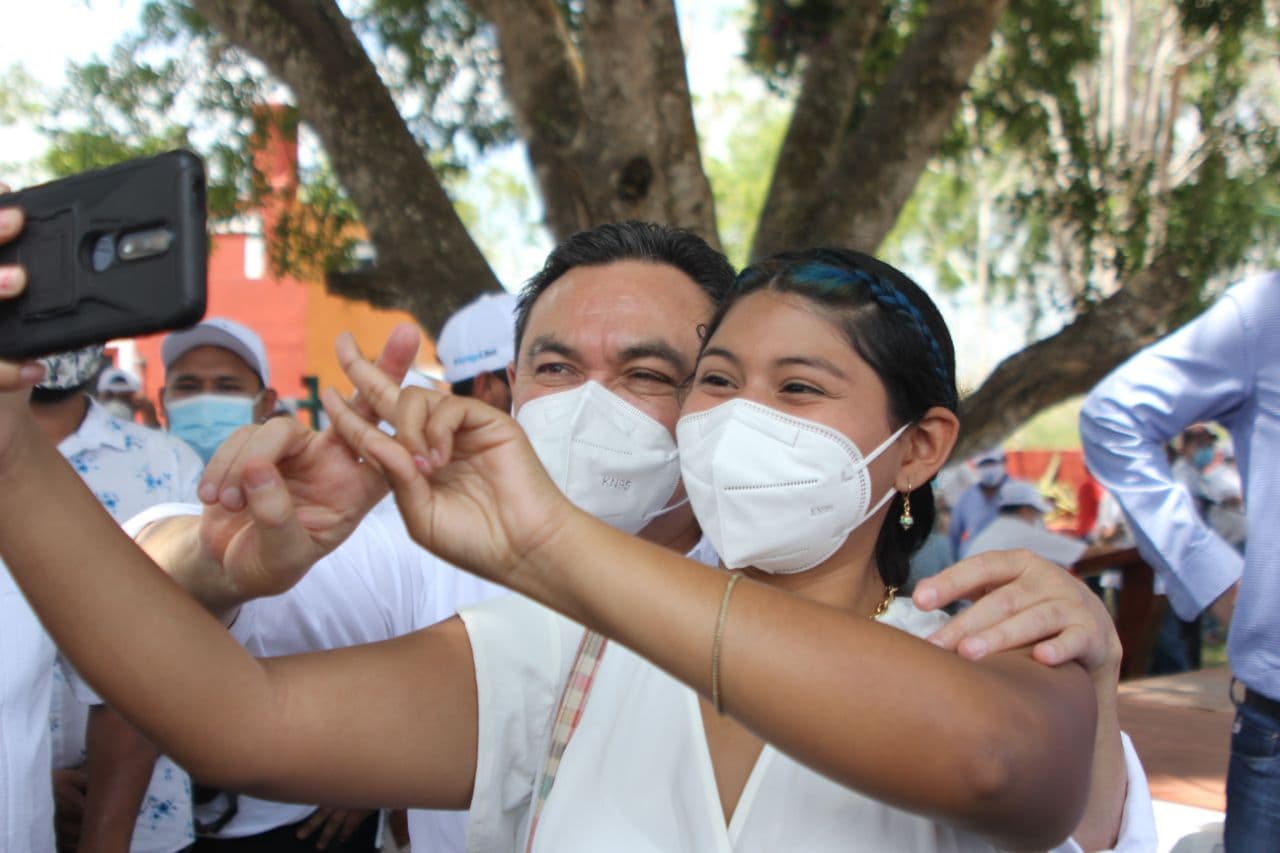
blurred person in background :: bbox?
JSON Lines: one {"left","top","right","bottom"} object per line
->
{"left": 95, "top": 366, "right": 160, "bottom": 428}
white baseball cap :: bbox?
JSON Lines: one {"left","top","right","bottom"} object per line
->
{"left": 162, "top": 317, "right": 270, "bottom": 386}
{"left": 973, "top": 446, "right": 1006, "bottom": 466}
{"left": 996, "top": 480, "right": 1051, "bottom": 514}
{"left": 97, "top": 367, "right": 141, "bottom": 394}
{"left": 436, "top": 292, "right": 517, "bottom": 384}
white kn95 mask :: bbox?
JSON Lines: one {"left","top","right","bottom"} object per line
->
{"left": 677, "top": 399, "right": 907, "bottom": 574}
{"left": 516, "top": 381, "right": 684, "bottom": 534}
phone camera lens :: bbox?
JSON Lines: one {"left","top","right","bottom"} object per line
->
{"left": 92, "top": 234, "right": 116, "bottom": 272}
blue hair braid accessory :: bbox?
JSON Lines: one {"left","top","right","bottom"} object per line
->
{"left": 782, "top": 261, "right": 954, "bottom": 406}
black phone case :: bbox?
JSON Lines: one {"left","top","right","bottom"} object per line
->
{"left": 0, "top": 150, "right": 208, "bottom": 359}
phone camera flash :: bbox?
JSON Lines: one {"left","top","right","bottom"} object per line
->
{"left": 118, "top": 228, "right": 174, "bottom": 261}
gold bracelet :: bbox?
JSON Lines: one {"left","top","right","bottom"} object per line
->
{"left": 711, "top": 573, "right": 742, "bottom": 715}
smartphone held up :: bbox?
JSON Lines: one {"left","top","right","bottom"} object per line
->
{"left": 0, "top": 150, "right": 208, "bottom": 359}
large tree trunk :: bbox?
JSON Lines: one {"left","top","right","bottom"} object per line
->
{"left": 751, "top": 0, "right": 884, "bottom": 260}
{"left": 954, "top": 255, "right": 1193, "bottom": 457}
{"left": 191, "top": 0, "right": 500, "bottom": 334}
{"left": 477, "top": 0, "right": 719, "bottom": 246}
{"left": 753, "top": 0, "right": 1010, "bottom": 258}
{"left": 467, "top": 0, "right": 591, "bottom": 240}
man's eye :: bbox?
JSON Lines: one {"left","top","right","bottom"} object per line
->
{"left": 631, "top": 370, "right": 673, "bottom": 385}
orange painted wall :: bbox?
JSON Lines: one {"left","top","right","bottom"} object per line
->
{"left": 305, "top": 286, "right": 434, "bottom": 398}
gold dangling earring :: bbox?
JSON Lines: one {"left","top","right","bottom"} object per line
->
{"left": 898, "top": 484, "right": 914, "bottom": 531}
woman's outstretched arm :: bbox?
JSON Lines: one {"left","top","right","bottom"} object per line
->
{"left": 0, "top": 398, "right": 479, "bottom": 811}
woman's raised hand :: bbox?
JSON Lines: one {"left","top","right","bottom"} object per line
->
{"left": 0, "top": 200, "right": 46, "bottom": 466}
{"left": 0, "top": 199, "right": 36, "bottom": 393}
{"left": 323, "top": 333, "right": 573, "bottom": 586}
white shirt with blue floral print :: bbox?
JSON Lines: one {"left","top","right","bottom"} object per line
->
{"left": 50, "top": 399, "right": 203, "bottom": 853}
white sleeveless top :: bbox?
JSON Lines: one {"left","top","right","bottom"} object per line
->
{"left": 459, "top": 591, "right": 1005, "bottom": 852}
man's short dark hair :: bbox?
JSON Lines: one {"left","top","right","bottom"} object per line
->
{"left": 513, "top": 221, "right": 735, "bottom": 355}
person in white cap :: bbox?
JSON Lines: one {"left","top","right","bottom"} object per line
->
{"left": 96, "top": 366, "right": 160, "bottom": 427}
{"left": 159, "top": 318, "right": 278, "bottom": 463}
{"left": 961, "top": 480, "right": 1089, "bottom": 568}
{"left": 1204, "top": 435, "right": 1247, "bottom": 551}
{"left": 435, "top": 291, "right": 518, "bottom": 413}
{"left": 947, "top": 447, "right": 1036, "bottom": 554}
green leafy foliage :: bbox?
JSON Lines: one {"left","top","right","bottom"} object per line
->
{"left": 704, "top": 93, "right": 789, "bottom": 268}
{"left": 268, "top": 167, "right": 361, "bottom": 282}
{"left": 879, "top": 0, "right": 1280, "bottom": 334}
{"left": 35, "top": 0, "right": 520, "bottom": 278}
{"left": 348, "top": 0, "right": 514, "bottom": 159}
{"left": 744, "top": 0, "right": 927, "bottom": 140}
{"left": 0, "top": 64, "right": 42, "bottom": 125}
{"left": 744, "top": 0, "right": 846, "bottom": 82}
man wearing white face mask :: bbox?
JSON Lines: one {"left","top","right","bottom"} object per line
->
{"left": 159, "top": 318, "right": 277, "bottom": 463}
{"left": 96, "top": 366, "right": 161, "bottom": 427}
{"left": 960, "top": 480, "right": 1089, "bottom": 568}
{"left": 515, "top": 381, "right": 685, "bottom": 535}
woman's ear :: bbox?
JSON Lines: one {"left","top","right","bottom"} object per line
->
{"left": 895, "top": 406, "right": 959, "bottom": 490}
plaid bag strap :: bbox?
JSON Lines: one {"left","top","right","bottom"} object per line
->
{"left": 524, "top": 629, "right": 609, "bottom": 853}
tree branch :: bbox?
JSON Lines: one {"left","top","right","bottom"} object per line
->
{"left": 576, "top": 0, "right": 719, "bottom": 243}
{"left": 752, "top": 0, "right": 885, "bottom": 259}
{"left": 954, "top": 254, "right": 1193, "bottom": 457}
{"left": 192, "top": 0, "right": 500, "bottom": 334}
{"left": 803, "top": 0, "right": 1011, "bottom": 254}
{"left": 468, "top": 0, "right": 592, "bottom": 239}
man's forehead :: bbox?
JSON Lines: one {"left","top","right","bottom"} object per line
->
{"left": 525, "top": 330, "right": 692, "bottom": 369}
{"left": 526, "top": 261, "right": 710, "bottom": 333}
{"left": 166, "top": 346, "right": 259, "bottom": 380}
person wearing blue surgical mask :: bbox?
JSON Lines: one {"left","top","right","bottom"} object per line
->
{"left": 159, "top": 318, "right": 277, "bottom": 463}
{"left": 947, "top": 448, "right": 1013, "bottom": 554}
{"left": 1170, "top": 423, "right": 1219, "bottom": 518}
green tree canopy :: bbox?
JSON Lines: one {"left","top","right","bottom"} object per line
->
{"left": 29, "top": 0, "right": 1280, "bottom": 452}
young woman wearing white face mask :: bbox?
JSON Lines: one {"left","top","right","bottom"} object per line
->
{"left": 342, "top": 248, "right": 1100, "bottom": 852}
{"left": 0, "top": 250, "right": 1113, "bottom": 853}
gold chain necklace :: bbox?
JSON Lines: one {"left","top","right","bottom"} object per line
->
{"left": 872, "top": 585, "right": 899, "bottom": 620}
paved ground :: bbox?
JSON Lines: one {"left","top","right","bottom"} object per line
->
{"left": 1118, "top": 666, "right": 1231, "bottom": 850}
